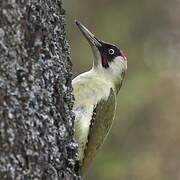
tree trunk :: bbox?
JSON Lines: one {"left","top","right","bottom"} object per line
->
{"left": 0, "top": 0, "right": 80, "bottom": 179}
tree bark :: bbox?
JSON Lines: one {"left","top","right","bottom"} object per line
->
{"left": 0, "top": 0, "right": 80, "bottom": 179}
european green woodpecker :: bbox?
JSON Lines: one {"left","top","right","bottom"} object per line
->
{"left": 73, "top": 21, "right": 127, "bottom": 175}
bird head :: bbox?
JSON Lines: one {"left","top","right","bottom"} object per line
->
{"left": 75, "top": 20, "right": 127, "bottom": 90}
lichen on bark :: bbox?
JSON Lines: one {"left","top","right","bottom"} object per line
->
{"left": 0, "top": 0, "right": 79, "bottom": 179}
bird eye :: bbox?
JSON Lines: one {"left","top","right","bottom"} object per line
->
{"left": 108, "top": 48, "right": 115, "bottom": 55}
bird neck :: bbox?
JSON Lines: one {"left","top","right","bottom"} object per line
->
{"left": 91, "top": 67, "right": 124, "bottom": 95}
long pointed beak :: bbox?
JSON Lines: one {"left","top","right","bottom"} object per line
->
{"left": 75, "top": 20, "right": 102, "bottom": 48}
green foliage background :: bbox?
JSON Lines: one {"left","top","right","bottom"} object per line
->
{"left": 65, "top": 0, "right": 180, "bottom": 179}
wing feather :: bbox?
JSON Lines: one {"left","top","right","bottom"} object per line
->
{"left": 81, "top": 88, "right": 116, "bottom": 174}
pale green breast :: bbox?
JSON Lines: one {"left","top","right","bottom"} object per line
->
{"left": 72, "top": 72, "right": 116, "bottom": 175}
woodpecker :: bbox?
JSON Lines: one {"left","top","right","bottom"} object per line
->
{"left": 73, "top": 21, "right": 127, "bottom": 175}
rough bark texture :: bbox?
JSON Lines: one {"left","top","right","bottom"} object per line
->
{"left": 0, "top": 0, "right": 80, "bottom": 179}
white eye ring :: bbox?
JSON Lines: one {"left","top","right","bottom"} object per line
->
{"left": 108, "top": 49, "right": 115, "bottom": 55}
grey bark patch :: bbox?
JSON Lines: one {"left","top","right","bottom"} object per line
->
{"left": 0, "top": 0, "right": 80, "bottom": 179}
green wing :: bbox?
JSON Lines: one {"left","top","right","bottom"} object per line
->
{"left": 81, "top": 88, "right": 116, "bottom": 175}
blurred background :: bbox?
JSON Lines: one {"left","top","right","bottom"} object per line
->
{"left": 65, "top": 0, "right": 180, "bottom": 179}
